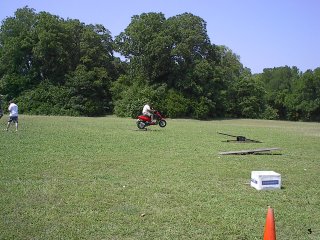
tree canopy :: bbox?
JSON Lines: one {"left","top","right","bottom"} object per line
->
{"left": 0, "top": 7, "right": 319, "bottom": 121}
{"left": 0, "top": 7, "right": 117, "bottom": 116}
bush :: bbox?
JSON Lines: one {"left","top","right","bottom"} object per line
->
{"left": 16, "top": 81, "right": 78, "bottom": 116}
{"left": 113, "top": 83, "right": 151, "bottom": 118}
{"left": 191, "top": 97, "right": 212, "bottom": 119}
{"left": 164, "top": 90, "right": 190, "bottom": 118}
{"left": 261, "top": 105, "right": 279, "bottom": 120}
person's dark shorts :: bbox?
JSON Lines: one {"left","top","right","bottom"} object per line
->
{"left": 8, "top": 116, "right": 18, "bottom": 123}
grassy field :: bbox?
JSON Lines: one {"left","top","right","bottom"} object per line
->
{"left": 0, "top": 115, "right": 319, "bottom": 240}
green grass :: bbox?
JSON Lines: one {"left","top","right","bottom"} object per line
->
{"left": 0, "top": 115, "right": 319, "bottom": 239}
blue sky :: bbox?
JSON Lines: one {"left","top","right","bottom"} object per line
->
{"left": 1, "top": 0, "right": 320, "bottom": 74}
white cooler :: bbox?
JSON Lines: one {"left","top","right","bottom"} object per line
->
{"left": 251, "top": 171, "right": 281, "bottom": 190}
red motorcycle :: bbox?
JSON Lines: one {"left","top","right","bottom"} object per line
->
{"left": 136, "top": 111, "right": 167, "bottom": 129}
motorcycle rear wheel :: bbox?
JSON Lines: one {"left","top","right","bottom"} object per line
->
{"left": 137, "top": 120, "right": 146, "bottom": 129}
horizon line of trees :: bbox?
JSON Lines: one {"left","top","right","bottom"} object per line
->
{"left": 0, "top": 7, "right": 319, "bottom": 121}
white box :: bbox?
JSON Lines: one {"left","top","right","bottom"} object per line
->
{"left": 251, "top": 171, "right": 281, "bottom": 190}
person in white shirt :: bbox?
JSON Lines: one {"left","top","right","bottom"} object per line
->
{"left": 6, "top": 100, "right": 18, "bottom": 131}
{"left": 142, "top": 103, "right": 155, "bottom": 122}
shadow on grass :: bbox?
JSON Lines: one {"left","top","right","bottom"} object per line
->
{"left": 132, "top": 128, "right": 163, "bottom": 132}
{"left": 221, "top": 140, "right": 263, "bottom": 143}
{"left": 253, "top": 153, "right": 282, "bottom": 155}
{"left": 219, "top": 152, "right": 282, "bottom": 156}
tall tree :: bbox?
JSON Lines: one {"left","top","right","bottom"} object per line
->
{"left": 114, "top": 12, "right": 171, "bottom": 84}
{"left": 165, "top": 13, "right": 211, "bottom": 91}
{"left": 286, "top": 68, "right": 320, "bottom": 121}
{"left": 213, "top": 45, "right": 245, "bottom": 117}
{"left": 0, "top": 7, "right": 116, "bottom": 116}
{"left": 227, "top": 68, "right": 266, "bottom": 118}
{"left": 0, "top": 7, "right": 37, "bottom": 97}
{"left": 113, "top": 12, "right": 225, "bottom": 118}
{"left": 260, "top": 66, "right": 300, "bottom": 119}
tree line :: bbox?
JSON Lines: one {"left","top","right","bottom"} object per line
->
{"left": 0, "top": 7, "right": 319, "bottom": 121}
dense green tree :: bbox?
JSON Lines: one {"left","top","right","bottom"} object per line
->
{"left": 227, "top": 68, "right": 266, "bottom": 118}
{"left": 1, "top": 7, "right": 319, "bottom": 121}
{"left": 286, "top": 68, "right": 320, "bottom": 121}
{"left": 114, "top": 12, "right": 171, "bottom": 83}
{"left": 112, "top": 79, "right": 166, "bottom": 118}
{"left": 0, "top": 7, "right": 116, "bottom": 115}
{"left": 32, "top": 12, "right": 66, "bottom": 82}
{"left": 164, "top": 13, "right": 211, "bottom": 90}
{"left": 259, "top": 66, "right": 300, "bottom": 119}
{"left": 164, "top": 89, "right": 190, "bottom": 118}
{"left": 113, "top": 12, "right": 226, "bottom": 119}
{"left": 0, "top": 7, "right": 38, "bottom": 97}
{"left": 215, "top": 46, "right": 245, "bottom": 117}
{"left": 65, "top": 65, "right": 112, "bottom": 116}
{"left": 15, "top": 81, "right": 73, "bottom": 115}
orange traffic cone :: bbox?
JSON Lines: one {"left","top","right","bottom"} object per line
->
{"left": 263, "top": 206, "right": 276, "bottom": 240}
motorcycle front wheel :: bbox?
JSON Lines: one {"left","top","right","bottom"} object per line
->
{"left": 159, "top": 120, "right": 167, "bottom": 128}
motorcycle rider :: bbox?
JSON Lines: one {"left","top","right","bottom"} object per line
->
{"left": 142, "top": 103, "right": 155, "bottom": 123}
